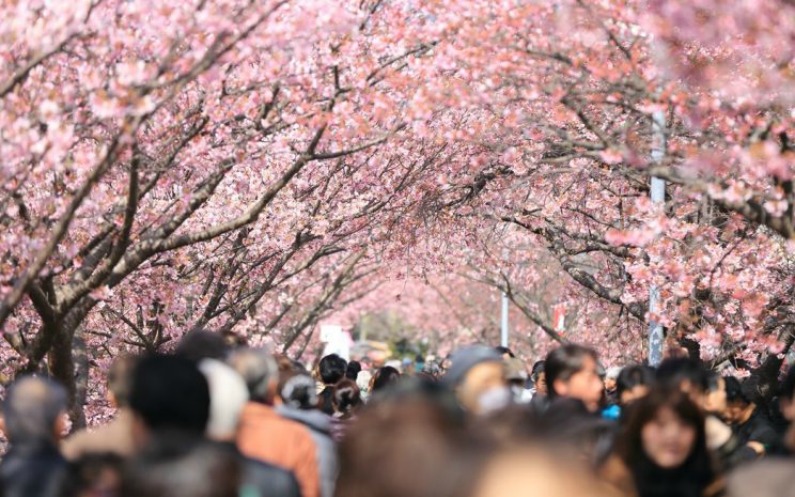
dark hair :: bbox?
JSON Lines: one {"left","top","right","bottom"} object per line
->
{"left": 616, "top": 365, "right": 655, "bottom": 400}
{"left": 545, "top": 345, "right": 598, "bottom": 399}
{"left": 319, "top": 354, "right": 348, "bottom": 385}
{"left": 536, "top": 398, "right": 617, "bottom": 468}
{"left": 495, "top": 346, "right": 515, "bottom": 358}
{"left": 121, "top": 435, "right": 240, "bottom": 497}
{"left": 108, "top": 355, "right": 138, "bottom": 408}
{"left": 335, "top": 379, "right": 470, "bottom": 497}
{"left": 174, "top": 329, "right": 229, "bottom": 363}
{"left": 333, "top": 379, "right": 362, "bottom": 417}
{"left": 346, "top": 361, "right": 362, "bottom": 381}
{"left": 129, "top": 355, "right": 210, "bottom": 435}
{"left": 724, "top": 376, "right": 749, "bottom": 405}
{"left": 60, "top": 453, "right": 124, "bottom": 497}
{"left": 705, "top": 371, "right": 723, "bottom": 392}
{"left": 531, "top": 360, "right": 545, "bottom": 381}
{"left": 371, "top": 366, "right": 401, "bottom": 392}
{"left": 619, "top": 387, "right": 715, "bottom": 497}
{"left": 656, "top": 358, "right": 709, "bottom": 394}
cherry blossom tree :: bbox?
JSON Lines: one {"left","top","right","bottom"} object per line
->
{"left": 3, "top": 0, "right": 795, "bottom": 424}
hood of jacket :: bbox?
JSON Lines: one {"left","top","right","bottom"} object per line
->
{"left": 277, "top": 405, "right": 333, "bottom": 435}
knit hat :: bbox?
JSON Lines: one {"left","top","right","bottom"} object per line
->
{"left": 443, "top": 345, "right": 503, "bottom": 386}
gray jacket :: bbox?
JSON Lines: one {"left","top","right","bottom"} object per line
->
{"left": 277, "top": 406, "right": 338, "bottom": 497}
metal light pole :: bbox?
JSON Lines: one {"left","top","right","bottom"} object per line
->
{"left": 501, "top": 291, "right": 509, "bottom": 348}
{"left": 648, "top": 110, "right": 666, "bottom": 366}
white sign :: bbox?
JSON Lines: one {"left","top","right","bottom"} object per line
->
{"left": 320, "top": 324, "right": 351, "bottom": 360}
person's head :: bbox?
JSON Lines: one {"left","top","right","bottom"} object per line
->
{"left": 616, "top": 364, "right": 655, "bottom": 406}
{"left": 604, "top": 367, "right": 621, "bottom": 393}
{"left": 655, "top": 358, "right": 709, "bottom": 407}
{"left": 371, "top": 366, "right": 401, "bottom": 392}
{"left": 335, "top": 378, "right": 467, "bottom": 497}
{"left": 545, "top": 345, "right": 602, "bottom": 412}
{"left": 723, "top": 376, "right": 752, "bottom": 423}
{"left": 346, "top": 361, "right": 362, "bottom": 381}
{"left": 226, "top": 348, "right": 279, "bottom": 404}
{"left": 197, "top": 359, "right": 249, "bottom": 441}
{"left": 471, "top": 447, "right": 616, "bottom": 497}
{"left": 504, "top": 358, "right": 528, "bottom": 389}
{"left": 333, "top": 379, "right": 362, "bottom": 417}
{"left": 121, "top": 434, "right": 240, "bottom": 497}
{"left": 173, "top": 329, "right": 229, "bottom": 363}
{"left": 531, "top": 361, "right": 546, "bottom": 395}
{"left": 495, "top": 346, "right": 514, "bottom": 360}
{"left": 620, "top": 387, "right": 713, "bottom": 488}
{"left": 128, "top": 354, "right": 210, "bottom": 444}
{"left": 535, "top": 398, "right": 617, "bottom": 468}
{"left": 703, "top": 372, "right": 727, "bottom": 416}
{"left": 318, "top": 354, "right": 348, "bottom": 386}
{"left": 1, "top": 376, "right": 68, "bottom": 445}
{"left": 444, "top": 346, "right": 507, "bottom": 415}
{"left": 106, "top": 355, "right": 138, "bottom": 409}
{"left": 279, "top": 372, "right": 319, "bottom": 410}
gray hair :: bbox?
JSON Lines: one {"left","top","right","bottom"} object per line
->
{"left": 2, "top": 376, "right": 68, "bottom": 444}
{"left": 226, "top": 348, "right": 278, "bottom": 402}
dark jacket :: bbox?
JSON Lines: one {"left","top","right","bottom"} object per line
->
{"left": 0, "top": 441, "right": 68, "bottom": 497}
{"left": 242, "top": 457, "right": 303, "bottom": 497}
{"left": 223, "top": 442, "right": 301, "bottom": 497}
{"left": 733, "top": 408, "right": 782, "bottom": 455}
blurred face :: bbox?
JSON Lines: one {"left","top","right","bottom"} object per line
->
{"left": 534, "top": 372, "right": 547, "bottom": 395}
{"left": 723, "top": 402, "right": 750, "bottom": 424}
{"left": 620, "top": 385, "right": 649, "bottom": 406}
{"left": 472, "top": 449, "right": 614, "bottom": 497}
{"left": 703, "top": 378, "right": 727, "bottom": 415}
{"left": 553, "top": 356, "right": 603, "bottom": 412}
{"left": 604, "top": 378, "right": 617, "bottom": 393}
{"left": 458, "top": 361, "right": 507, "bottom": 414}
{"left": 641, "top": 406, "right": 697, "bottom": 469}
{"left": 781, "top": 398, "right": 795, "bottom": 422}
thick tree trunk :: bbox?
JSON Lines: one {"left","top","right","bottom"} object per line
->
{"left": 72, "top": 332, "right": 90, "bottom": 429}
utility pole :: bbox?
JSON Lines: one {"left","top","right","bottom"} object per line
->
{"left": 501, "top": 291, "right": 509, "bottom": 348}
{"left": 649, "top": 110, "right": 666, "bottom": 366}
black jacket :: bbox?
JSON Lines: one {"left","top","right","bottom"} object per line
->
{"left": 0, "top": 441, "right": 68, "bottom": 497}
{"left": 734, "top": 408, "right": 782, "bottom": 455}
{"left": 225, "top": 443, "right": 301, "bottom": 497}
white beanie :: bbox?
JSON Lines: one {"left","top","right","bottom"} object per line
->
{"left": 199, "top": 359, "right": 250, "bottom": 440}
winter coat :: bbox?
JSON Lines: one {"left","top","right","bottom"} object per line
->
{"left": 238, "top": 402, "right": 320, "bottom": 497}
{"left": 61, "top": 408, "right": 136, "bottom": 460}
{"left": 277, "top": 406, "right": 338, "bottom": 497}
{"left": 0, "top": 441, "right": 68, "bottom": 497}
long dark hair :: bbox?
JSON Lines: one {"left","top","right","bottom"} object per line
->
{"left": 619, "top": 387, "right": 716, "bottom": 497}
{"left": 371, "top": 366, "right": 401, "bottom": 392}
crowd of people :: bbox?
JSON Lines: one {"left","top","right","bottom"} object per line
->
{"left": 1, "top": 330, "right": 795, "bottom": 497}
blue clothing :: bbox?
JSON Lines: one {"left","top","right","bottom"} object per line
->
{"left": 602, "top": 404, "right": 621, "bottom": 421}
